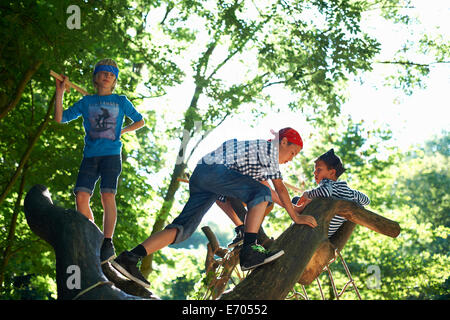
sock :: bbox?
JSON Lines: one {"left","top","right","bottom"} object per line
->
{"left": 102, "top": 238, "right": 112, "bottom": 247}
{"left": 235, "top": 224, "right": 244, "bottom": 235}
{"left": 130, "top": 244, "right": 148, "bottom": 258}
{"left": 243, "top": 232, "right": 257, "bottom": 247}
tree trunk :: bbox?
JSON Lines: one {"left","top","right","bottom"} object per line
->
{"left": 220, "top": 198, "right": 400, "bottom": 300}
{"left": 0, "top": 169, "right": 27, "bottom": 289}
{"left": 0, "top": 94, "right": 55, "bottom": 206}
{"left": 0, "top": 60, "right": 42, "bottom": 120}
{"left": 23, "top": 184, "right": 158, "bottom": 300}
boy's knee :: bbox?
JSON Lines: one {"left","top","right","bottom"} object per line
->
{"left": 101, "top": 192, "right": 116, "bottom": 200}
{"left": 246, "top": 185, "right": 272, "bottom": 209}
{"left": 76, "top": 191, "right": 91, "bottom": 203}
{"left": 165, "top": 225, "right": 191, "bottom": 245}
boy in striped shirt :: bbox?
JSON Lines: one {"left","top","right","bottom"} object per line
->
{"left": 111, "top": 128, "right": 317, "bottom": 288}
{"left": 292, "top": 149, "right": 370, "bottom": 238}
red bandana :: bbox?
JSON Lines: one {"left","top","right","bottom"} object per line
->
{"left": 278, "top": 127, "right": 303, "bottom": 149}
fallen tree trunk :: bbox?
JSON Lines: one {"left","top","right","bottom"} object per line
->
{"left": 298, "top": 220, "right": 356, "bottom": 285}
{"left": 23, "top": 184, "right": 158, "bottom": 300}
{"left": 220, "top": 198, "right": 400, "bottom": 300}
{"left": 24, "top": 184, "right": 400, "bottom": 300}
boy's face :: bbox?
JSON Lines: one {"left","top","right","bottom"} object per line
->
{"left": 95, "top": 71, "right": 116, "bottom": 91}
{"left": 278, "top": 137, "right": 302, "bottom": 164}
{"left": 314, "top": 160, "right": 336, "bottom": 184}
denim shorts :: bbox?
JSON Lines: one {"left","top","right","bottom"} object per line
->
{"left": 166, "top": 164, "right": 272, "bottom": 244}
{"left": 74, "top": 155, "right": 122, "bottom": 195}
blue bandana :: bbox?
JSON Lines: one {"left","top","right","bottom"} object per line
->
{"left": 93, "top": 65, "right": 119, "bottom": 78}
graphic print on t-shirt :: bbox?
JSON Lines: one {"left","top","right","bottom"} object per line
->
{"left": 88, "top": 101, "right": 119, "bottom": 140}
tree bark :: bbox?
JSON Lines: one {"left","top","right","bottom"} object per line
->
{"left": 23, "top": 184, "right": 158, "bottom": 300}
{"left": 220, "top": 198, "right": 400, "bottom": 300}
{"left": 0, "top": 169, "right": 27, "bottom": 289}
{"left": 0, "top": 60, "right": 42, "bottom": 120}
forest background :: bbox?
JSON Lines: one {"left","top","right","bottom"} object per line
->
{"left": 0, "top": 0, "right": 448, "bottom": 300}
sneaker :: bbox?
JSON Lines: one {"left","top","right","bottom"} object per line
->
{"left": 239, "top": 243, "right": 284, "bottom": 271}
{"left": 228, "top": 225, "right": 244, "bottom": 248}
{"left": 100, "top": 239, "right": 116, "bottom": 265}
{"left": 111, "top": 251, "right": 151, "bottom": 288}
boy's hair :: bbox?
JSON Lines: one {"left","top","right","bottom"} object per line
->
{"left": 92, "top": 58, "right": 118, "bottom": 92}
{"left": 315, "top": 148, "right": 346, "bottom": 178}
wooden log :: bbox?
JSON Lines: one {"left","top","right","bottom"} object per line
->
{"left": 298, "top": 221, "right": 356, "bottom": 285}
{"left": 335, "top": 201, "right": 400, "bottom": 238}
{"left": 23, "top": 184, "right": 157, "bottom": 300}
{"left": 220, "top": 198, "right": 400, "bottom": 300}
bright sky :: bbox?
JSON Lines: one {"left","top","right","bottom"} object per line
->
{"left": 141, "top": 0, "right": 449, "bottom": 231}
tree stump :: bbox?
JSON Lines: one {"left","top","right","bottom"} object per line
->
{"left": 23, "top": 184, "right": 158, "bottom": 300}
{"left": 220, "top": 198, "right": 400, "bottom": 300}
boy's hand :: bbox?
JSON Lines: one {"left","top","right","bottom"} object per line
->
{"left": 55, "top": 74, "right": 70, "bottom": 94}
{"left": 292, "top": 214, "right": 318, "bottom": 228}
{"left": 293, "top": 195, "right": 312, "bottom": 213}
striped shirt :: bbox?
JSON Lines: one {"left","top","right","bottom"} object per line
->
{"left": 302, "top": 178, "right": 370, "bottom": 238}
{"left": 201, "top": 139, "right": 282, "bottom": 181}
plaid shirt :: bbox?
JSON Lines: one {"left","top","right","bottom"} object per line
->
{"left": 201, "top": 139, "right": 282, "bottom": 181}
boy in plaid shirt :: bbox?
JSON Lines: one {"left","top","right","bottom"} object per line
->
{"left": 112, "top": 128, "right": 317, "bottom": 288}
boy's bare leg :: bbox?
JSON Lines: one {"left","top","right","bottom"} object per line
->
{"left": 75, "top": 191, "right": 94, "bottom": 222}
{"left": 216, "top": 200, "right": 243, "bottom": 226}
{"left": 240, "top": 200, "right": 284, "bottom": 271}
{"left": 101, "top": 192, "right": 117, "bottom": 239}
{"left": 141, "top": 228, "right": 178, "bottom": 255}
{"left": 244, "top": 201, "right": 268, "bottom": 233}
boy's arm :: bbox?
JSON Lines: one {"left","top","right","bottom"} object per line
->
{"left": 215, "top": 199, "right": 243, "bottom": 227}
{"left": 54, "top": 75, "right": 69, "bottom": 123}
{"left": 121, "top": 96, "right": 145, "bottom": 134}
{"left": 354, "top": 190, "right": 370, "bottom": 206}
{"left": 292, "top": 194, "right": 313, "bottom": 214}
{"left": 271, "top": 179, "right": 317, "bottom": 228}
{"left": 305, "top": 184, "right": 332, "bottom": 199}
{"left": 121, "top": 119, "right": 145, "bottom": 135}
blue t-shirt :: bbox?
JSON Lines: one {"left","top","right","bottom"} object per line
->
{"left": 61, "top": 94, "right": 143, "bottom": 158}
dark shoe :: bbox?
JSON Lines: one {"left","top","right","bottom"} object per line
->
{"left": 111, "top": 251, "right": 150, "bottom": 288}
{"left": 100, "top": 239, "right": 116, "bottom": 265}
{"left": 239, "top": 243, "right": 284, "bottom": 271}
{"left": 228, "top": 225, "right": 244, "bottom": 248}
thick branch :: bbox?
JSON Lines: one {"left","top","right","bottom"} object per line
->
{"left": 220, "top": 198, "right": 400, "bottom": 300}
{"left": 24, "top": 185, "right": 157, "bottom": 300}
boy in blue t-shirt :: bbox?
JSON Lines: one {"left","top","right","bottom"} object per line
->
{"left": 292, "top": 149, "right": 370, "bottom": 237}
{"left": 54, "top": 59, "right": 145, "bottom": 264}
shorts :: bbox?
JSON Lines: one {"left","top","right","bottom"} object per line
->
{"left": 74, "top": 155, "right": 122, "bottom": 195}
{"left": 165, "top": 164, "right": 272, "bottom": 244}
